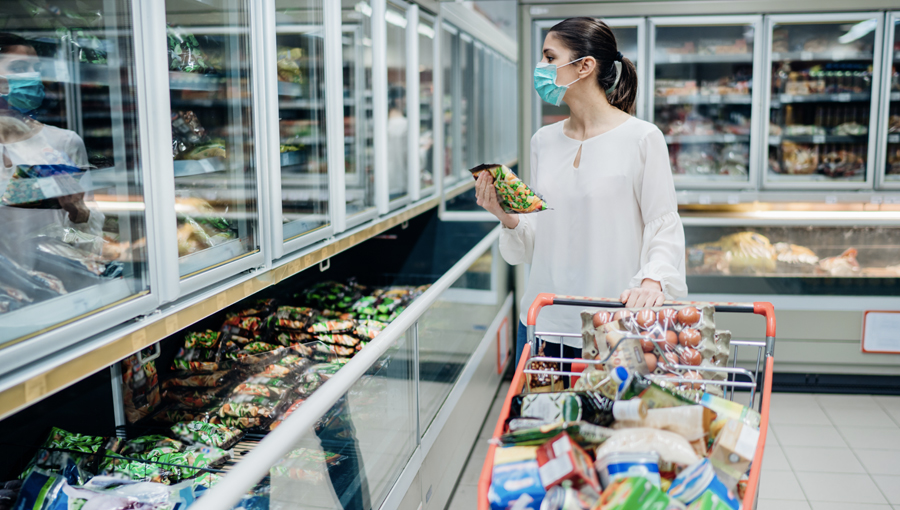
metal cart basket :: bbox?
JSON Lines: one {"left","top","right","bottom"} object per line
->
{"left": 478, "top": 293, "right": 776, "bottom": 510}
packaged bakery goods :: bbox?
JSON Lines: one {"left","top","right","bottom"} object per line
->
{"left": 469, "top": 164, "right": 549, "bottom": 213}
{"left": 170, "top": 420, "right": 243, "bottom": 450}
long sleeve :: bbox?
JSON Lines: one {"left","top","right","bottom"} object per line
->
{"left": 629, "top": 128, "right": 687, "bottom": 298}
{"left": 498, "top": 131, "right": 540, "bottom": 266}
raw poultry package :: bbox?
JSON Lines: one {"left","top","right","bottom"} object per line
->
{"left": 469, "top": 164, "right": 549, "bottom": 214}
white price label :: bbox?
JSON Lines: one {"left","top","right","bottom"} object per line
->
{"left": 723, "top": 134, "right": 737, "bottom": 143}
{"left": 891, "top": 92, "right": 900, "bottom": 101}
{"left": 800, "top": 51, "right": 814, "bottom": 61}
{"left": 813, "top": 135, "right": 826, "bottom": 144}
{"left": 871, "top": 196, "right": 883, "bottom": 205}
{"left": 669, "top": 55, "right": 682, "bottom": 63}
{"left": 836, "top": 93, "right": 851, "bottom": 102}
{"left": 38, "top": 177, "right": 63, "bottom": 198}
{"left": 699, "top": 195, "right": 712, "bottom": 205}
{"left": 708, "top": 94, "right": 721, "bottom": 103}
{"left": 825, "top": 195, "right": 837, "bottom": 204}
{"left": 770, "top": 135, "right": 782, "bottom": 145}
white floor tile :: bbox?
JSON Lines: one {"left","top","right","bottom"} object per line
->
{"left": 823, "top": 407, "right": 896, "bottom": 427}
{"left": 856, "top": 449, "right": 900, "bottom": 476}
{"left": 774, "top": 424, "right": 847, "bottom": 447}
{"left": 763, "top": 445, "right": 792, "bottom": 471}
{"left": 767, "top": 424, "right": 780, "bottom": 447}
{"left": 810, "top": 503, "right": 892, "bottom": 510}
{"left": 873, "top": 396, "right": 900, "bottom": 412}
{"left": 783, "top": 446, "right": 865, "bottom": 473}
{"left": 882, "top": 407, "right": 900, "bottom": 427}
{"left": 838, "top": 426, "right": 900, "bottom": 449}
{"left": 873, "top": 475, "right": 900, "bottom": 505}
{"left": 796, "top": 472, "right": 887, "bottom": 504}
{"left": 447, "top": 483, "right": 478, "bottom": 510}
{"left": 770, "top": 405, "right": 832, "bottom": 426}
{"left": 816, "top": 394, "right": 882, "bottom": 411}
{"left": 759, "top": 470, "right": 807, "bottom": 501}
{"left": 769, "top": 393, "right": 822, "bottom": 410}
{"left": 757, "top": 500, "right": 811, "bottom": 510}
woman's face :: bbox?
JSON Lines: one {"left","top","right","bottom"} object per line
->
{"left": 541, "top": 32, "right": 580, "bottom": 85}
{"left": 0, "top": 45, "right": 40, "bottom": 95}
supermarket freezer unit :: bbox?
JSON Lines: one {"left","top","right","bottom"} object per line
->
{"left": 523, "top": 1, "right": 900, "bottom": 381}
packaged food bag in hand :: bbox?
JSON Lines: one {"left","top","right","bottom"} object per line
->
{"left": 470, "top": 164, "right": 549, "bottom": 213}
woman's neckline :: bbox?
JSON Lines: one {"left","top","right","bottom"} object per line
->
{"left": 559, "top": 115, "right": 634, "bottom": 144}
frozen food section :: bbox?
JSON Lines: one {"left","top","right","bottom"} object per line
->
{"left": 650, "top": 17, "right": 762, "bottom": 188}
{"left": 879, "top": 12, "right": 900, "bottom": 187}
{"left": 764, "top": 14, "right": 883, "bottom": 188}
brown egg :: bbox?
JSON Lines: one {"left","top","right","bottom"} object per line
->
{"left": 665, "top": 330, "right": 679, "bottom": 349}
{"left": 663, "top": 352, "right": 680, "bottom": 367}
{"left": 682, "top": 370, "right": 703, "bottom": 390}
{"left": 659, "top": 308, "right": 678, "bottom": 327}
{"left": 677, "top": 306, "right": 701, "bottom": 327}
{"left": 613, "top": 310, "right": 633, "bottom": 322}
{"left": 592, "top": 311, "right": 613, "bottom": 328}
{"left": 635, "top": 309, "right": 657, "bottom": 329}
{"left": 641, "top": 336, "right": 657, "bottom": 353}
{"left": 644, "top": 353, "right": 658, "bottom": 372}
{"left": 680, "top": 348, "right": 702, "bottom": 366}
{"left": 679, "top": 328, "right": 702, "bottom": 348}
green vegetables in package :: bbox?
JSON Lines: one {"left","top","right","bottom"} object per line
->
{"left": 470, "top": 164, "right": 548, "bottom": 214}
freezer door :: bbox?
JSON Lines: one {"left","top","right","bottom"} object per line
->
{"left": 877, "top": 13, "right": 900, "bottom": 189}
{"left": 763, "top": 13, "right": 883, "bottom": 190}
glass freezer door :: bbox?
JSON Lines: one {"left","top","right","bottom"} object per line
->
{"left": 418, "top": 16, "right": 436, "bottom": 196}
{"left": 0, "top": 0, "right": 152, "bottom": 345}
{"left": 275, "top": 0, "right": 330, "bottom": 242}
{"left": 533, "top": 19, "right": 642, "bottom": 131}
{"left": 764, "top": 14, "right": 882, "bottom": 189}
{"left": 441, "top": 23, "right": 459, "bottom": 186}
{"left": 386, "top": 2, "right": 409, "bottom": 206}
{"left": 166, "top": 0, "right": 260, "bottom": 278}
{"left": 650, "top": 16, "right": 761, "bottom": 189}
{"left": 880, "top": 12, "right": 900, "bottom": 188}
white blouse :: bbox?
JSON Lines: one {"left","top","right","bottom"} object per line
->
{"left": 501, "top": 117, "right": 687, "bottom": 346}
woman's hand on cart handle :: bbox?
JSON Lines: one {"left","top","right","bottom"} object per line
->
{"left": 475, "top": 172, "right": 519, "bottom": 229}
{"left": 620, "top": 279, "right": 665, "bottom": 308}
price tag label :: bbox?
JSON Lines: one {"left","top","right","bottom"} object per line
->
{"left": 708, "top": 94, "right": 721, "bottom": 103}
{"left": 892, "top": 92, "right": 900, "bottom": 101}
{"left": 131, "top": 329, "right": 147, "bottom": 352}
{"left": 38, "top": 177, "right": 63, "bottom": 199}
{"left": 800, "top": 51, "right": 814, "bottom": 61}
{"left": 24, "top": 374, "right": 47, "bottom": 402}
{"left": 888, "top": 134, "right": 900, "bottom": 143}
{"left": 825, "top": 195, "right": 837, "bottom": 204}
{"left": 699, "top": 195, "right": 712, "bottom": 205}
{"left": 871, "top": 196, "right": 883, "bottom": 205}
{"left": 216, "top": 292, "right": 227, "bottom": 310}
{"left": 667, "top": 96, "right": 679, "bottom": 104}
{"left": 669, "top": 55, "right": 682, "bottom": 63}
{"left": 813, "top": 135, "right": 826, "bottom": 144}
{"left": 243, "top": 280, "right": 254, "bottom": 296}
{"left": 165, "top": 315, "right": 178, "bottom": 335}
{"left": 836, "top": 93, "right": 851, "bottom": 102}
{"left": 723, "top": 134, "right": 737, "bottom": 143}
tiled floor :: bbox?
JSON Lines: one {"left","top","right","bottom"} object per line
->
{"left": 445, "top": 390, "right": 900, "bottom": 510}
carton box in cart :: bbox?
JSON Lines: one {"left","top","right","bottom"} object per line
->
{"left": 536, "top": 432, "right": 601, "bottom": 491}
{"left": 708, "top": 419, "right": 759, "bottom": 490}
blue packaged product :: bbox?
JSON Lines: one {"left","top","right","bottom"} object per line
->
{"left": 667, "top": 459, "right": 741, "bottom": 510}
{"left": 596, "top": 451, "right": 661, "bottom": 489}
{"left": 488, "top": 447, "right": 546, "bottom": 510}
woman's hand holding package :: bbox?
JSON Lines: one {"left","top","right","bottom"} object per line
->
{"left": 475, "top": 171, "right": 519, "bottom": 230}
{"left": 58, "top": 192, "right": 90, "bottom": 224}
{"left": 620, "top": 278, "right": 665, "bottom": 308}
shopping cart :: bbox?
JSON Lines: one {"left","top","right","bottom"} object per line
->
{"left": 477, "top": 293, "right": 776, "bottom": 510}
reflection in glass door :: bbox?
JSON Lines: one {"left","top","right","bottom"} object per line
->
{"left": 533, "top": 19, "right": 642, "bottom": 130}
{"left": 881, "top": 13, "right": 900, "bottom": 186}
{"left": 342, "top": 0, "right": 375, "bottom": 219}
{"left": 386, "top": 2, "right": 408, "bottom": 204}
{"left": 418, "top": 16, "right": 435, "bottom": 194}
{"left": 441, "top": 24, "right": 459, "bottom": 185}
{"left": 166, "top": 0, "right": 259, "bottom": 277}
{"left": 275, "top": 0, "right": 329, "bottom": 241}
{"left": 765, "top": 14, "right": 882, "bottom": 188}
{"left": 651, "top": 17, "right": 760, "bottom": 188}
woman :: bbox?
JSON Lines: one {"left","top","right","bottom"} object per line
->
{"left": 476, "top": 18, "right": 687, "bottom": 367}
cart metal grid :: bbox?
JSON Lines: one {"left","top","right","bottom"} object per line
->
{"left": 477, "top": 292, "right": 777, "bottom": 510}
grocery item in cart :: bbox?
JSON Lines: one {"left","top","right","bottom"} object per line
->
{"left": 597, "top": 476, "right": 676, "bottom": 510}
{"left": 525, "top": 342, "right": 566, "bottom": 393}
{"left": 536, "top": 432, "right": 601, "bottom": 491}
{"left": 509, "top": 392, "right": 646, "bottom": 427}
{"left": 594, "top": 428, "right": 700, "bottom": 466}
{"left": 498, "top": 421, "right": 614, "bottom": 447}
{"left": 596, "top": 451, "right": 661, "bottom": 489}
{"left": 161, "top": 370, "right": 233, "bottom": 390}
{"left": 613, "top": 405, "right": 709, "bottom": 456}
{"left": 667, "top": 459, "right": 740, "bottom": 510}
{"left": 469, "top": 164, "right": 549, "bottom": 214}
{"left": 708, "top": 420, "right": 759, "bottom": 491}
{"left": 487, "top": 446, "right": 546, "bottom": 510}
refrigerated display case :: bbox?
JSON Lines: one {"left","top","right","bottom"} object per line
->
{"left": 878, "top": 11, "right": 900, "bottom": 188}
{"left": 532, "top": 18, "right": 644, "bottom": 128}
{"left": 0, "top": 0, "right": 155, "bottom": 369}
{"left": 763, "top": 13, "right": 883, "bottom": 189}
{"left": 461, "top": 33, "right": 474, "bottom": 176}
{"left": 166, "top": 0, "right": 262, "bottom": 279}
{"left": 273, "top": 0, "right": 331, "bottom": 245}
{"left": 441, "top": 23, "right": 460, "bottom": 185}
{"left": 418, "top": 13, "right": 436, "bottom": 195}
{"left": 386, "top": 1, "right": 410, "bottom": 207}
{"left": 650, "top": 16, "right": 763, "bottom": 189}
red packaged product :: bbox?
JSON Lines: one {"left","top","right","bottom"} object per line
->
{"left": 535, "top": 432, "right": 600, "bottom": 492}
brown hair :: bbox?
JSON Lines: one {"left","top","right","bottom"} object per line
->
{"left": 548, "top": 17, "right": 638, "bottom": 115}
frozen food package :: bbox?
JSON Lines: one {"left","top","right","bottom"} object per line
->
{"left": 594, "top": 428, "right": 701, "bottom": 466}
{"left": 161, "top": 371, "right": 233, "bottom": 390}
{"left": 162, "top": 387, "right": 224, "bottom": 409}
{"left": 122, "top": 349, "right": 162, "bottom": 424}
{"left": 170, "top": 421, "right": 243, "bottom": 450}
{"left": 150, "top": 403, "right": 217, "bottom": 425}
{"left": 509, "top": 392, "right": 646, "bottom": 427}
{"left": 227, "top": 298, "right": 278, "bottom": 318}
{"left": 171, "top": 333, "right": 222, "bottom": 373}
{"left": 498, "top": 421, "right": 614, "bottom": 447}
{"left": 315, "top": 334, "right": 359, "bottom": 347}
{"left": 18, "top": 427, "right": 120, "bottom": 484}
{"left": 272, "top": 330, "right": 315, "bottom": 347}
{"left": 469, "top": 164, "right": 549, "bottom": 213}
{"left": 307, "top": 320, "right": 355, "bottom": 334}
{"left": 119, "top": 435, "right": 185, "bottom": 457}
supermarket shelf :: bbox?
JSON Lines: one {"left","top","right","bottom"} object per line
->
{"left": 772, "top": 51, "right": 873, "bottom": 62}
{"left": 655, "top": 53, "right": 752, "bottom": 64}
{"left": 280, "top": 99, "right": 325, "bottom": 109}
{"left": 173, "top": 157, "right": 227, "bottom": 177}
{"left": 676, "top": 190, "right": 900, "bottom": 207}
{"left": 169, "top": 71, "right": 224, "bottom": 91}
{"left": 655, "top": 94, "right": 751, "bottom": 105}
{"left": 0, "top": 194, "right": 442, "bottom": 421}
{"left": 665, "top": 134, "right": 750, "bottom": 144}
{"left": 178, "top": 238, "right": 251, "bottom": 277}
{"left": 769, "top": 134, "right": 867, "bottom": 145}
{"left": 771, "top": 92, "right": 870, "bottom": 106}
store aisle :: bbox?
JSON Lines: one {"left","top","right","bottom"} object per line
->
{"left": 445, "top": 389, "right": 900, "bottom": 510}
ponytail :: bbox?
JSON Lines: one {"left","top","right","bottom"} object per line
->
{"left": 548, "top": 17, "right": 639, "bottom": 115}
